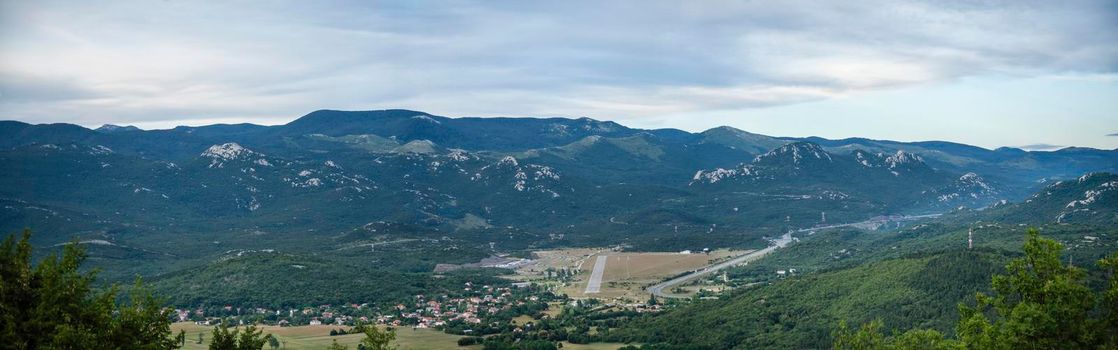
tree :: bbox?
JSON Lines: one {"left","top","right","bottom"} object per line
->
{"left": 267, "top": 334, "right": 281, "bottom": 349}
{"left": 1097, "top": 250, "right": 1118, "bottom": 348}
{"left": 359, "top": 325, "right": 398, "bottom": 350}
{"left": 237, "top": 324, "right": 268, "bottom": 350}
{"left": 0, "top": 229, "right": 185, "bottom": 349}
{"left": 834, "top": 229, "right": 1118, "bottom": 350}
{"left": 457, "top": 336, "right": 480, "bottom": 346}
{"left": 210, "top": 322, "right": 239, "bottom": 350}
{"left": 832, "top": 319, "right": 886, "bottom": 350}
{"left": 833, "top": 319, "right": 961, "bottom": 350}
{"left": 956, "top": 229, "right": 1100, "bottom": 349}
{"left": 209, "top": 320, "right": 269, "bottom": 350}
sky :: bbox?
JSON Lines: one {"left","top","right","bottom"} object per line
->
{"left": 1, "top": 0, "right": 1117, "bottom": 150}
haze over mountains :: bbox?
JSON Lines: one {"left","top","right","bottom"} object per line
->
{"left": 1, "top": 109, "right": 1117, "bottom": 283}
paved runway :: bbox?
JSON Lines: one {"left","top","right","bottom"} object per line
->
{"left": 584, "top": 255, "right": 608, "bottom": 293}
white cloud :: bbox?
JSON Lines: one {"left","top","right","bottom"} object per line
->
{"left": 0, "top": 0, "right": 1115, "bottom": 129}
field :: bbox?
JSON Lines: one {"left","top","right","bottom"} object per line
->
{"left": 170, "top": 322, "right": 479, "bottom": 349}
{"left": 515, "top": 248, "right": 745, "bottom": 301}
{"left": 171, "top": 322, "right": 633, "bottom": 349}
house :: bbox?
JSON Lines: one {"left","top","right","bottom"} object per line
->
{"left": 309, "top": 319, "right": 322, "bottom": 326}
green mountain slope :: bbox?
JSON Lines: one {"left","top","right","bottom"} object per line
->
{"left": 612, "top": 250, "right": 1004, "bottom": 349}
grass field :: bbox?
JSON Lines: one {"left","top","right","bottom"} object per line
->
{"left": 171, "top": 322, "right": 480, "bottom": 349}
{"left": 171, "top": 322, "right": 632, "bottom": 349}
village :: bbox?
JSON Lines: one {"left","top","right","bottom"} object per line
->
{"left": 178, "top": 282, "right": 554, "bottom": 328}
{"left": 173, "top": 247, "right": 709, "bottom": 333}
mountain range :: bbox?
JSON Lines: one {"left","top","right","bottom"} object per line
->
{"left": 2, "top": 109, "right": 1116, "bottom": 284}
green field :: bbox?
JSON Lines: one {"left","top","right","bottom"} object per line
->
{"left": 171, "top": 323, "right": 480, "bottom": 350}
{"left": 171, "top": 322, "right": 631, "bottom": 350}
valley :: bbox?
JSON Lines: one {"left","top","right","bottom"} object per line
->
{"left": 5, "top": 2, "right": 1117, "bottom": 348}
{"left": 2, "top": 110, "right": 1117, "bottom": 349}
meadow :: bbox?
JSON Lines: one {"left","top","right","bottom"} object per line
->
{"left": 171, "top": 323, "right": 479, "bottom": 350}
{"left": 171, "top": 322, "right": 632, "bottom": 349}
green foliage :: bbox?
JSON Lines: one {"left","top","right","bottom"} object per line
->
{"left": 955, "top": 229, "right": 1112, "bottom": 349}
{"left": 480, "top": 339, "right": 558, "bottom": 350}
{"left": 457, "top": 336, "right": 488, "bottom": 346}
{"left": 613, "top": 250, "right": 1001, "bottom": 349}
{"left": 148, "top": 252, "right": 511, "bottom": 307}
{"left": 327, "top": 339, "right": 349, "bottom": 350}
{"left": 359, "top": 325, "right": 398, "bottom": 350}
{"left": 834, "top": 229, "right": 1118, "bottom": 350}
{"left": 266, "top": 334, "right": 280, "bottom": 349}
{"left": 1098, "top": 251, "right": 1118, "bottom": 348}
{"left": 832, "top": 320, "right": 886, "bottom": 350}
{"left": 0, "top": 229, "right": 184, "bottom": 349}
{"left": 208, "top": 321, "right": 269, "bottom": 350}
{"left": 832, "top": 319, "right": 961, "bottom": 350}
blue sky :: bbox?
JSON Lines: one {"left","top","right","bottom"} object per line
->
{"left": 1, "top": 0, "right": 1116, "bottom": 149}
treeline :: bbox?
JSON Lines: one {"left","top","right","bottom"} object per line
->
{"left": 145, "top": 252, "right": 512, "bottom": 308}
{"left": 605, "top": 249, "right": 1007, "bottom": 348}
{"left": 604, "top": 229, "right": 1117, "bottom": 349}
{"left": 0, "top": 230, "right": 405, "bottom": 349}
{"left": 832, "top": 229, "right": 1118, "bottom": 349}
{"left": 450, "top": 299, "right": 647, "bottom": 349}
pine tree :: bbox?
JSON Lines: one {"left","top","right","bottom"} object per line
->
{"left": 209, "top": 321, "right": 269, "bottom": 350}
{"left": 0, "top": 230, "right": 184, "bottom": 349}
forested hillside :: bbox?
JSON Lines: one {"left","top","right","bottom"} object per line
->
{"left": 3, "top": 110, "right": 1117, "bottom": 311}
{"left": 604, "top": 182, "right": 1118, "bottom": 349}
{"left": 611, "top": 250, "right": 1004, "bottom": 349}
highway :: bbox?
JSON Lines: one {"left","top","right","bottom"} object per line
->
{"left": 648, "top": 232, "right": 792, "bottom": 298}
{"left": 646, "top": 214, "right": 939, "bottom": 298}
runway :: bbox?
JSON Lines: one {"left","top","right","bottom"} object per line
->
{"left": 584, "top": 255, "right": 608, "bottom": 294}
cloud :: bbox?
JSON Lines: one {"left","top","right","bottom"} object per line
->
{"left": 1018, "top": 143, "right": 1066, "bottom": 151}
{"left": 1108, "top": 133, "right": 1118, "bottom": 137}
{"left": 1, "top": 0, "right": 1116, "bottom": 128}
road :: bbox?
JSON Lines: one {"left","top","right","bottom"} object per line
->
{"left": 648, "top": 232, "right": 793, "bottom": 298}
{"left": 646, "top": 214, "right": 939, "bottom": 298}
